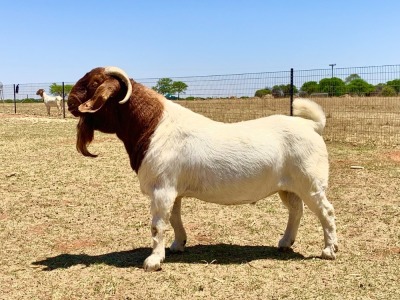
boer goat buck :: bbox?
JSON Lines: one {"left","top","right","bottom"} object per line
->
{"left": 68, "top": 66, "right": 338, "bottom": 271}
{"left": 36, "top": 89, "right": 63, "bottom": 116}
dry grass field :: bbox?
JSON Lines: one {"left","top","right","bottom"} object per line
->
{"left": 0, "top": 101, "right": 399, "bottom": 299}
{"left": 2, "top": 96, "right": 400, "bottom": 144}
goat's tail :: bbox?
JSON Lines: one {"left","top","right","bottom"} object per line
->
{"left": 292, "top": 98, "right": 326, "bottom": 135}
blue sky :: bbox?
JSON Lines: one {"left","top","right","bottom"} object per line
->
{"left": 1, "top": 0, "right": 399, "bottom": 84}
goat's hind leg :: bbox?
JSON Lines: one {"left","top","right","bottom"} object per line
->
{"left": 169, "top": 197, "right": 187, "bottom": 253}
{"left": 302, "top": 190, "right": 338, "bottom": 259}
{"left": 278, "top": 191, "right": 303, "bottom": 251}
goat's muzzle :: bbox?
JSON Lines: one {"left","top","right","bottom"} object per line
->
{"left": 67, "top": 95, "right": 83, "bottom": 117}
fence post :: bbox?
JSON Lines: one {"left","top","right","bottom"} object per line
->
{"left": 62, "top": 82, "right": 65, "bottom": 118}
{"left": 13, "top": 84, "right": 16, "bottom": 114}
{"left": 290, "top": 68, "right": 294, "bottom": 116}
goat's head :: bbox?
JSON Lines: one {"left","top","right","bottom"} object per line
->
{"left": 36, "top": 89, "right": 45, "bottom": 97}
{"left": 68, "top": 66, "right": 133, "bottom": 157}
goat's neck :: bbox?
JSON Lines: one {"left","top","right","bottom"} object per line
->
{"left": 116, "top": 80, "right": 164, "bottom": 173}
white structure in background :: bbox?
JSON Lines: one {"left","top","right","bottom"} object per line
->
{"left": 0, "top": 82, "right": 4, "bottom": 102}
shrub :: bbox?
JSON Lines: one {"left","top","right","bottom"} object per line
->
{"left": 386, "top": 79, "right": 400, "bottom": 93}
{"left": 374, "top": 83, "right": 386, "bottom": 95}
{"left": 381, "top": 86, "right": 397, "bottom": 97}
{"left": 301, "top": 81, "right": 319, "bottom": 96}
{"left": 319, "top": 77, "right": 346, "bottom": 97}
{"left": 346, "top": 79, "right": 375, "bottom": 96}
{"left": 22, "top": 98, "right": 41, "bottom": 103}
{"left": 254, "top": 88, "right": 271, "bottom": 98}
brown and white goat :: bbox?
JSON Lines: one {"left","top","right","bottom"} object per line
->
{"left": 68, "top": 66, "right": 338, "bottom": 271}
{"left": 36, "top": 88, "right": 63, "bottom": 116}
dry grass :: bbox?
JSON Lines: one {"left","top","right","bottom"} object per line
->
{"left": 0, "top": 105, "right": 399, "bottom": 299}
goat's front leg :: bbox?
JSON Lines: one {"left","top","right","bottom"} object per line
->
{"left": 169, "top": 197, "right": 187, "bottom": 253}
{"left": 143, "top": 189, "right": 176, "bottom": 272}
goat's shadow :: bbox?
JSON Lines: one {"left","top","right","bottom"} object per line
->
{"left": 32, "top": 244, "right": 309, "bottom": 271}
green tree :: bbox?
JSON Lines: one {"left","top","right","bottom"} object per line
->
{"left": 49, "top": 83, "right": 74, "bottom": 96}
{"left": 346, "top": 78, "right": 375, "bottom": 96}
{"left": 300, "top": 81, "right": 319, "bottom": 96}
{"left": 171, "top": 81, "right": 188, "bottom": 99}
{"left": 152, "top": 78, "right": 174, "bottom": 95}
{"left": 319, "top": 77, "right": 346, "bottom": 96}
{"left": 345, "top": 74, "right": 361, "bottom": 83}
{"left": 386, "top": 79, "right": 400, "bottom": 93}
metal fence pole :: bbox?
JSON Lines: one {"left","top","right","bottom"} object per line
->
{"left": 13, "top": 84, "right": 16, "bottom": 114}
{"left": 290, "top": 68, "right": 294, "bottom": 116}
{"left": 62, "top": 82, "right": 65, "bottom": 118}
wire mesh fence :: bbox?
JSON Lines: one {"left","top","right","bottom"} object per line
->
{"left": 1, "top": 65, "right": 399, "bottom": 145}
{"left": 138, "top": 70, "right": 292, "bottom": 99}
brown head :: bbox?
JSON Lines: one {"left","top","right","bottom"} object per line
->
{"left": 36, "top": 89, "right": 45, "bottom": 97}
{"left": 68, "top": 67, "right": 132, "bottom": 157}
{"left": 68, "top": 66, "right": 164, "bottom": 172}
{"left": 68, "top": 66, "right": 132, "bottom": 116}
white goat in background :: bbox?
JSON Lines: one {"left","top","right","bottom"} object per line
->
{"left": 36, "top": 89, "right": 63, "bottom": 116}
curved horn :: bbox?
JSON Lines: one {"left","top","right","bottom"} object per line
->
{"left": 104, "top": 66, "right": 132, "bottom": 104}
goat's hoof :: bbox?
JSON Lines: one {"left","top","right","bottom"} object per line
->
{"left": 278, "top": 246, "right": 294, "bottom": 253}
{"left": 321, "top": 246, "right": 337, "bottom": 260}
{"left": 143, "top": 254, "right": 164, "bottom": 272}
{"left": 170, "top": 240, "right": 186, "bottom": 253}
{"left": 333, "top": 243, "right": 339, "bottom": 252}
{"left": 278, "top": 238, "right": 295, "bottom": 249}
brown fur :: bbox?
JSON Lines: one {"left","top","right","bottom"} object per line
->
{"left": 68, "top": 67, "right": 164, "bottom": 173}
{"left": 36, "top": 89, "right": 45, "bottom": 98}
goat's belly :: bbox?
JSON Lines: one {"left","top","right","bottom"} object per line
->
{"left": 182, "top": 179, "right": 277, "bottom": 205}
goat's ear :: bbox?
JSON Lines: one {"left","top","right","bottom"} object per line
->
{"left": 78, "top": 79, "right": 120, "bottom": 113}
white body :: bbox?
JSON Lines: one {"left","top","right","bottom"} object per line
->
{"left": 40, "top": 91, "right": 62, "bottom": 116}
{"left": 138, "top": 98, "right": 338, "bottom": 271}
{"left": 140, "top": 101, "right": 327, "bottom": 203}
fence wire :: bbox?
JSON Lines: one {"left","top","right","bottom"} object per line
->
{"left": 1, "top": 65, "right": 399, "bottom": 145}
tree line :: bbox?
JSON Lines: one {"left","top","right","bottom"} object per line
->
{"left": 29, "top": 80, "right": 187, "bottom": 101}
{"left": 255, "top": 74, "right": 400, "bottom": 98}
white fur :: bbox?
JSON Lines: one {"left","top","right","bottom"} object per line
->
{"left": 39, "top": 91, "right": 63, "bottom": 116}
{"left": 138, "top": 98, "right": 338, "bottom": 271}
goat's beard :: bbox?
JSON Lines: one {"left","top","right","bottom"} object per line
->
{"left": 76, "top": 117, "right": 97, "bottom": 157}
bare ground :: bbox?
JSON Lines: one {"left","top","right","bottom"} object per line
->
{"left": 0, "top": 112, "right": 399, "bottom": 299}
